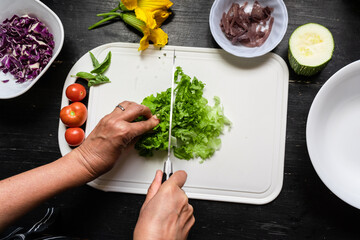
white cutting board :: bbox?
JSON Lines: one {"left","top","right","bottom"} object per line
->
{"left": 59, "top": 42, "right": 288, "bottom": 204}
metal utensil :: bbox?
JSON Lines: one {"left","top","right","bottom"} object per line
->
{"left": 162, "top": 49, "right": 176, "bottom": 183}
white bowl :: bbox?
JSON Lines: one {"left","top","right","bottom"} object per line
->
{"left": 0, "top": 0, "right": 64, "bottom": 99}
{"left": 209, "top": 0, "right": 288, "bottom": 58}
{"left": 307, "top": 60, "right": 360, "bottom": 209}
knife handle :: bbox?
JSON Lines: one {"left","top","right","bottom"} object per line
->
{"left": 162, "top": 172, "right": 173, "bottom": 183}
{"left": 162, "top": 159, "right": 173, "bottom": 183}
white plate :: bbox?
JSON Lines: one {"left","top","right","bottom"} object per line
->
{"left": 0, "top": 0, "right": 64, "bottom": 99}
{"left": 59, "top": 42, "right": 288, "bottom": 204}
{"left": 307, "top": 60, "right": 360, "bottom": 209}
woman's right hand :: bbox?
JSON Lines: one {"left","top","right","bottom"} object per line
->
{"left": 134, "top": 170, "right": 195, "bottom": 240}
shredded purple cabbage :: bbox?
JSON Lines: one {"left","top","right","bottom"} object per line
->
{"left": 0, "top": 15, "right": 54, "bottom": 83}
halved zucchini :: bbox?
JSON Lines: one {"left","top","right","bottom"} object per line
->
{"left": 288, "top": 23, "right": 334, "bottom": 76}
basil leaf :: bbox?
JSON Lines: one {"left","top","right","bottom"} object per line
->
{"left": 75, "top": 72, "right": 96, "bottom": 80}
{"left": 89, "top": 52, "right": 100, "bottom": 68}
{"left": 88, "top": 74, "right": 110, "bottom": 87}
{"left": 91, "top": 51, "right": 112, "bottom": 74}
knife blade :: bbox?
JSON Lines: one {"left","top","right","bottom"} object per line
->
{"left": 162, "top": 49, "right": 176, "bottom": 183}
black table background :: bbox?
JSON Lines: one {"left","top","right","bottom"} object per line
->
{"left": 1, "top": 0, "right": 360, "bottom": 239}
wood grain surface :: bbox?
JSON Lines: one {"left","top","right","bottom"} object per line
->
{"left": 1, "top": 0, "right": 360, "bottom": 239}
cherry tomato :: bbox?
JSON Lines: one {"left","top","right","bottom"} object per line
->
{"left": 65, "top": 127, "right": 85, "bottom": 146}
{"left": 66, "top": 83, "right": 86, "bottom": 102}
{"left": 60, "top": 102, "right": 87, "bottom": 127}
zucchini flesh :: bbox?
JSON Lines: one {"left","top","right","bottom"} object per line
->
{"left": 288, "top": 23, "right": 334, "bottom": 76}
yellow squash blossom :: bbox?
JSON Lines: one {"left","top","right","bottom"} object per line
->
{"left": 122, "top": 0, "right": 173, "bottom": 29}
{"left": 120, "top": 12, "right": 168, "bottom": 51}
{"left": 153, "top": 9, "right": 171, "bottom": 28}
{"left": 140, "top": 27, "right": 168, "bottom": 51}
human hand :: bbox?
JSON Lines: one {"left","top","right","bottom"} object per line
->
{"left": 134, "top": 170, "right": 195, "bottom": 240}
{"left": 73, "top": 101, "right": 159, "bottom": 179}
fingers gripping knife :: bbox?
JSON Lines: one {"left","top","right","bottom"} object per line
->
{"left": 162, "top": 50, "right": 176, "bottom": 183}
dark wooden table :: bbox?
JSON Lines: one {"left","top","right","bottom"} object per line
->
{"left": 1, "top": 0, "right": 360, "bottom": 239}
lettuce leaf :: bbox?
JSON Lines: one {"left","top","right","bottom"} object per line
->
{"left": 135, "top": 67, "right": 231, "bottom": 162}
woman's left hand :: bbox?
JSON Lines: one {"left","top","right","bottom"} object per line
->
{"left": 73, "top": 101, "right": 159, "bottom": 179}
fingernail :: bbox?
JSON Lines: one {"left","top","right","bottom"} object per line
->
{"left": 153, "top": 114, "right": 159, "bottom": 120}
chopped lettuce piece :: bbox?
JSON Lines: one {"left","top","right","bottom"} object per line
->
{"left": 135, "top": 67, "right": 231, "bottom": 162}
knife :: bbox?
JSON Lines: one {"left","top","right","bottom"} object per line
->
{"left": 162, "top": 49, "right": 176, "bottom": 183}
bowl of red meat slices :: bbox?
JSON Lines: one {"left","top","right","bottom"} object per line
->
{"left": 209, "top": 0, "right": 288, "bottom": 58}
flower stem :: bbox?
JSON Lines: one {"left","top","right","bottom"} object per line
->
{"left": 88, "top": 15, "right": 119, "bottom": 30}
{"left": 97, "top": 12, "right": 122, "bottom": 17}
{"left": 110, "top": 6, "right": 120, "bottom": 12}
